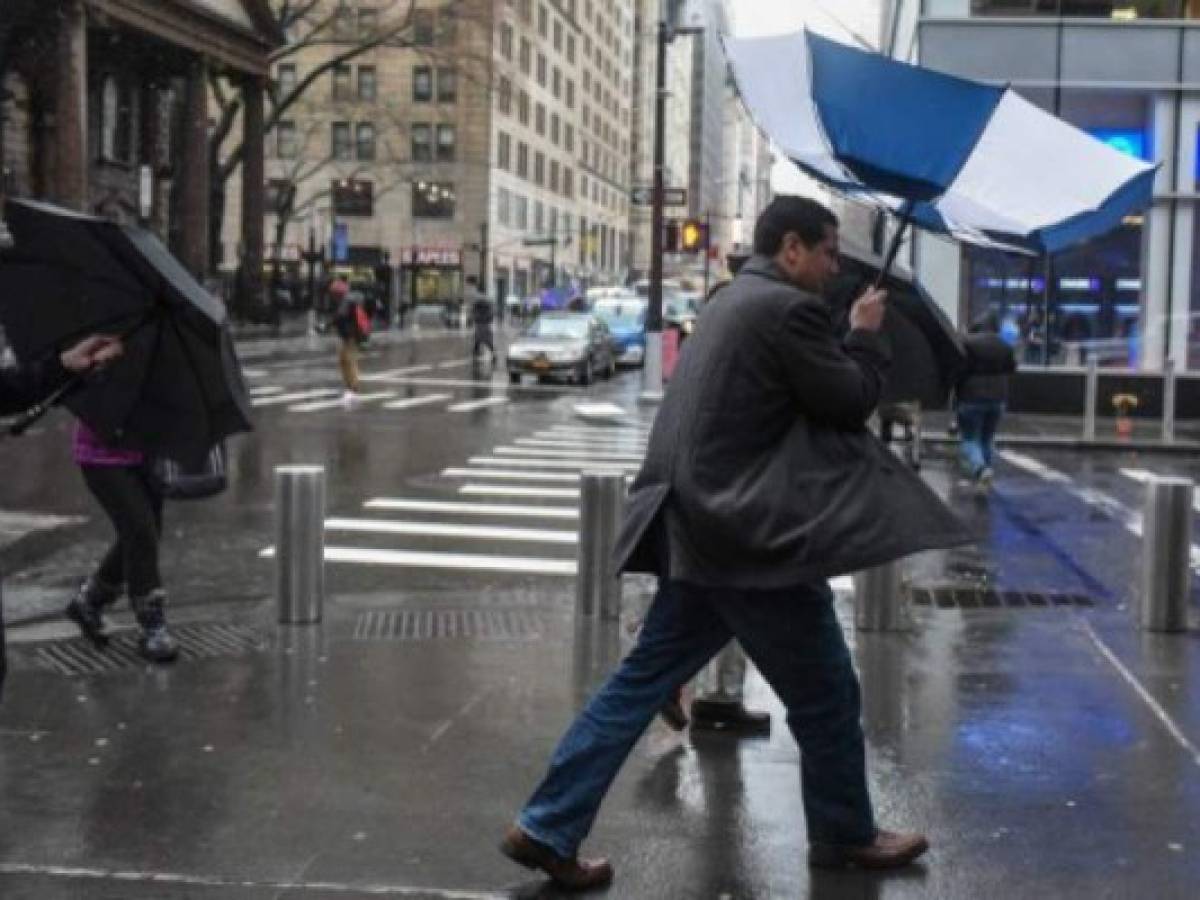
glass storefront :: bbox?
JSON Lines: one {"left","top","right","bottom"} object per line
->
{"left": 966, "top": 1, "right": 1192, "bottom": 17}
{"left": 962, "top": 88, "right": 1152, "bottom": 368}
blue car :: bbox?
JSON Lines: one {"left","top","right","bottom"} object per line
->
{"left": 592, "top": 297, "right": 647, "bottom": 368}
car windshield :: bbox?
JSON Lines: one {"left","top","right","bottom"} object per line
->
{"left": 593, "top": 303, "right": 645, "bottom": 328}
{"left": 525, "top": 316, "right": 588, "bottom": 339}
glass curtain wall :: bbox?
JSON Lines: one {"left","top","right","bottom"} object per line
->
{"left": 968, "top": 1, "right": 1190, "bottom": 17}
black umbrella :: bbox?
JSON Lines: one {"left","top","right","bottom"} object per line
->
{"left": 827, "top": 240, "right": 967, "bottom": 408}
{"left": 0, "top": 198, "right": 253, "bottom": 462}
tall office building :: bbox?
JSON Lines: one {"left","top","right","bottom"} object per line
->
{"left": 222, "top": 0, "right": 634, "bottom": 308}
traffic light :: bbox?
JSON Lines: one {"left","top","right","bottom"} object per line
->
{"left": 680, "top": 218, "right": 706, "bottom": 254}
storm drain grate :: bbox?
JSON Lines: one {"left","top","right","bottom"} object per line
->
{"left": 33, "top": 624, "right": 266, "bottom": 677}
{"left": 354, "top": 609, "right": 545, "bottom": 641}
{"left": 908, "top": 587, "right": 1094, "bottom": 610}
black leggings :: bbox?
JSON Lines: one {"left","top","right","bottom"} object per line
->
{"left": 81, "top": 465, "right": 164, "bottom": 599}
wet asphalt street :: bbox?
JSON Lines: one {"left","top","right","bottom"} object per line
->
{"left": 1, "top": 327, "right": 1199, "bottom": 898}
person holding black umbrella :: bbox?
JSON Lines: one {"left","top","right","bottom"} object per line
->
{"left": 1, "top": 334, "right": 125, "bottom": 695}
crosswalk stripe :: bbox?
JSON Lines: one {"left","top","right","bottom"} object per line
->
{"left": 365, "top": 498, "right": 578, "bottom": 519}
{"left": 383, "top": 393, "right": 453, "bottom": 410}
{"left": 1120, "top": 468, "right": 1200, "bottom": 512}
{"left": 289, "top": 391, "right": 397, "bottom": 412}
{"left": 250, "top": 385, "right": 285, "bottom": 397}
{"left": 450, "top": 396, "right": 509, "bottom": 412}
{"left": 516, "top": 438, "right": 648, "bottom": 451}
{"left": 459, "top": 484, "right": 582, "bottom": 499}
{"left": 441, "top": 468, "right": 631, "bottom": 483}
{"left": 360, "top": 364, "right": 434, "bottom": 381}
{"left": 547, "top": 425, "right": 652, "bottom": 436}
{"left": 252, "top": 388, "right": 340, "bottom": 407}
{"left": 469, "top": 456, "right": 637, "bottom": 471}
{"left": 367, "top": 375, "right": 574, "bottom": 394}
{"left": 260, "top": 545, "right": 576, "bottom": 576}
{"left": 325, "top": 517, "right": 577, "bottom": 543}
{"left": 243, "top": 368, "right": 269, "bottom": 378}
{"left": 494, "top": 446, "right": 643, "bottom": 461}
{"left": 437, "top": 358, "right": 473, "bottom": 369}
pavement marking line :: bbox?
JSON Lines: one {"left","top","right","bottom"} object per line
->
{"left": 436, "top": 357, "right": 474, "bottom": 369}
{"left": 289, "top": 391, "right": 398, "bottom": 412}
{"left": 545, "top": 425, "right": 652, "bottom": 436}
{"left": 493, "top": 446, "right": 643, "bottom": 461}
{"left": 1077, "top": 619, "right": 1200, "bottom": 769}
{"left": 259, "top": 546, "right": 576, "bottom": 576}
{"left": 1000, "top": 450, "right": 1200, "bottom": 569}
{"left": 450, "top": 396, "right": 509, "bottom": 412}
{"left": 359, "top": 363, "right": 435, "bottom": 381}
{"left": 369, "top": 375, "right": 576, "bottom": 394}
{"left": 442, "top": 467, "right": 632, "bottom": 483}
{"left": 459, "top": 484, "right": 581, "bottom": 499}
{"left": 468, "top": 456, "right": 638, "bottom": 471}
{"left": 383, "top": 393, "right": 452, "bottom": 410}
{"left": 0, "top": 862, "right": 505, "bottom": 898}
{"left": 1120, "top": 468, "right": 1200, "bottom": 513}
{"left": 325, "top": 517, "right": 577, "bottom": 543}
{"left": 516, "top": 438, "right": 649, "bottom": 450}
{"left": 249, "top": 385, "right": 285, "bottom": 397}
{"left": 242, "top": 367, "right": 269, "bottom": 378}
{"left": 422, "top": 688, "right": 495, "bottom": 755}
{"left": 251, "top": 388, "right": 340, "bottom": 408}
{"left": 365, "top": 498, "right": 578, "bottom": 519}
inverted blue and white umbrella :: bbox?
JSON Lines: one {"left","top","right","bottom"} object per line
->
{"left": 723, "top": 29, "right": 1157, "bottom": 260}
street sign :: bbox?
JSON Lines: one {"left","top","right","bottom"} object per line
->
{"left": 630, "top": 187, "right": 687, "bottom": 207}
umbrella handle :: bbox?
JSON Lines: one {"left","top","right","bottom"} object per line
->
{"left": 873, "top": 203, "right": 915, "bottom": 290}
{"left": 7, "top": 374, "right": 82, "bottom": 437}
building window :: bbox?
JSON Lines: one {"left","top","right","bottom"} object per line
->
{"left": 566, "top": 80, "right": 574, "bottom": 109}
{"left": 519, "top": 38, "right": 532, "bottom": 74}
{"left": 563, "top": 167, "right": 573, "bottom": 198}
{"left": 358, "top": 66, "right": 377, "bottom": 102}
{"left": 517, "top": 91, "right": 530, "bottom": 125}
{"left": 550, "top": 159, "right": 559, "bottom": 192}
{"left": 276, "top": 120, "right": 297, "bottom": 159}
{"left": 98, "top": 75, "right": 134, "bottom": 164}
{"left": 277, "top": 64, "right": 297, "bottom": 100}
{"left": 334, "top": 5, "right": 356, "bottom": 40}
{"left": 534, "top": 151, "right": 545, "bottom": 186}
{"left": 515, "top": 194, "right": 528, "bottom": 230}
{"left": 358, "top": 8, "right": 378, "bottom": 35}
{"left": 266, "top": 178, "right": 292, "bottom": 213}
{"left": 500, "top": 21, "right": 514, "bottom": 59}
{"left": 498, "top": 76, "right": 512, "bottom": 114}
{"left": 356, "top": 123, "right": 376, "bottom": 160}
{"left": 536, "top": 53, "right": 547, "bottom": 87}
{"left": 552, "top": 67, "right": 561, "bottom": 99}
{"left": 413, "top": 66, "right": 433, "bottom": 102}
{"left": 498, "top": 131, "right": 512, "bottom": 170}
{"left": 437, "top": 68, "right": 457, "bottom": 102}
{"left": 332, "top": 122, "right": 352, "bottom": 161}
{"left": 535, "top": 103, "right": 545, "bottom": 136}
{"left": 412, "top": 180, "right": 455, "bottom": 219}
{"left": 333, "top": 179, "right": 373, "bottom": 217}
{"left": 564, "top": 123, "right": 573, "bottom": 152}
{"left": 411, "top": 123, "right": 432, "bottom": 161}
{"left": 517, "top": 142, "right": 529, "bottom": 178}
{"left": 567, "top": 34, "right": 575, "bottom": 63}
{"left": 538, "top": 4, "right": 548, "bottom": 37}
{"left": 553, "top": 19, "right": 563, "bottom": 52}
{"left": 534, "top": 200, "right": 544, "bottom": 234}
{"left": 550, "top": 113, "right": 560, "bottom": 145}
{"left": 413, "top": 10, "right": 434, "bottom": 45}
{"left": 436, "top": 124, "right": 456, "bottom": 161}
{"left": 498, "top": 187, "right": 512, "bottom": 226}
{"left": 436, "top": 5, "right": 458, "bottom": 45}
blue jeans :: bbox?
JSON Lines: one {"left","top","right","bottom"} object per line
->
{"left": 518, "top": 580, "right": 876, "bottom": 857}
{"left": 956, "top": 400, "right": 1004, "bottom": 478}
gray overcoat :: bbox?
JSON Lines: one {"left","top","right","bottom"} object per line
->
{"left": 614, "top": 255, "right": 969, "bottom": 589}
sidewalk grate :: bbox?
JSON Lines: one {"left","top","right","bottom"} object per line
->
{"left": 32, "top": 624, "right": 266, "bottom": 677}
{"left": 908, "top": 587, "right": 1094, "bottom": 610}
{"left": 353, "top": 609, "right": 545, "bottom": 641}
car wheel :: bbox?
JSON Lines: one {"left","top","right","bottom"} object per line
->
{"left": 579, "top": 359, "right": 593, "bottom": 386}
{"left": 508, "top": 372, "right": 521, "bottom": 385}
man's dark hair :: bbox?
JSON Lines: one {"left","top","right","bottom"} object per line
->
{"left": 753, "top": 195, "right": 838, "bottom": 256}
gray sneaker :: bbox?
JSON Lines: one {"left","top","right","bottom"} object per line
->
{"left": 64, "top": 578, "right": 120, "bottom": 648}
{"left": 132, "top": 591, "right": 179, "bottom": 663}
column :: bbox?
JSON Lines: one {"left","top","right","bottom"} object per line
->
{"left": 1140, "top": 93, "right": 1176, "bottom": 371}
{"left": 240, "top": 74, "right": 266, "bottom": 312}
{"left": 178, "top": 57, "right": 209, "bottom": 277}
{"left": 1169, "top": 94, "right": 1199, "bottom": 369}
{"left": 52, "top": 0, "right": 87, "bottom": 209}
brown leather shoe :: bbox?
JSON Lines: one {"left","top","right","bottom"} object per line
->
{"left": 500, "top": 824, "right": 614, "bottom": 891}
{"left": 808, "top": 830, "right": 930, "bottom": 870}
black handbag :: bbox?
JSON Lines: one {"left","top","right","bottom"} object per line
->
{"left": 152, "top": 442, "right": 228, "bottom": 500}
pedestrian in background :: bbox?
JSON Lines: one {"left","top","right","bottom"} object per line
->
{"left": 501, "top": 196, "right": 965, "bottom": 890}
{"left": 956, "top": 312, "right": 1017, "bottom": 489}
{"left": 2, "top": 335, "right": 125, "bottom": 695}
{"left": 64, "top": 418, "right": 179, "bottom": 663}
{"left": 330, "top": 278, "right": 364, "bottom": 404}
{"left": 469, "top": 284, "right": 495, "bottom": 363}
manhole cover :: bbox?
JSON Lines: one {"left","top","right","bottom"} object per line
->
{"left": 908, "top": 586, "right": 1093, "bottom": 610}
{"left": 354, "top": 609, "right": 545, "bottom": 641}
{"left": 32, "top": 624, "right": 266, "bottom": 677}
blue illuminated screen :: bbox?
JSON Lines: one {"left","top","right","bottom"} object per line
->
{"left": 1088, "top": 129, "right": 1148, "bottom": 161}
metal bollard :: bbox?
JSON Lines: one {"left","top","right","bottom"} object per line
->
{"left": 1162, "top": 359, "right": 1176, "bottom": 443}
{"left": 1140, "top": 476, "right": 1193, "bottom": 632}
{"left": 1083, "top": 357, "right": 1098, "bottom": 442}
{"left": 854, "top": 560, "right": 909, "bottom": 631}
{"left": 575, "top": 471, "right": 626, "bottom": 620}
{"left": 275, "top": 465, "right": 326, "bottom": 624}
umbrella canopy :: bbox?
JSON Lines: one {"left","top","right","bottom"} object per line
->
{"left": 827, "top": 241, "right": 966, "bottom": 408}
{"left": 722, "top": 30, "right": 1157, "bottom": 254}
{"left": 0, "top": 199, "right": 253, "bottom": 462}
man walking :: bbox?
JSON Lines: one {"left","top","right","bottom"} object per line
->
{"left": 500, "top": 196, "right": 965, "bottom": 891}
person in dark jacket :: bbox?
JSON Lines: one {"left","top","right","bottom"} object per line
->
{"left": 1, "top": 335, "right": 124, "bottom": 697}
{"left": 956, "top": 313, "right": 1017, "bottom": 488}
{"left": 469, "top": 285, "right": 495, "bottom": 360}
{"left": 500, "top": 197, "right": 966, "bottom": 890}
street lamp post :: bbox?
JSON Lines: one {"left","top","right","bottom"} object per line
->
{"left": 642, "top": 13, "right": 701, "bottom": 405}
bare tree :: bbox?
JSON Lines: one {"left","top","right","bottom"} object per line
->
{"left": 208, "top": 0, "right": 494, "bottom": 273}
